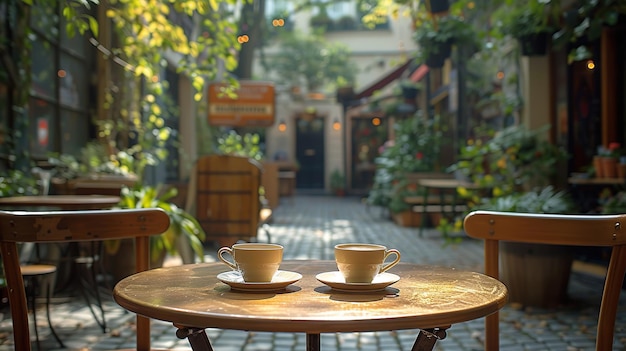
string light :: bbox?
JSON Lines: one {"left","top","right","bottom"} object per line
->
{"left": 237, "top": 35, "right": 249, "bottom": 44}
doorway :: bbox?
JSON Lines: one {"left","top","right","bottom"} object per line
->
{"left": 295, "top": 117, "right": 325, "bottom": 189}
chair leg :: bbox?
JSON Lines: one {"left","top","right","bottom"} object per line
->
{"left": 27, "top": 274, "right": 65, "bottom": 350}
{"left": 45, "top": 282, "right": 65, "bottom": 348}
{"left": 262, "top": 223, "right": 272, "bottom": 243}
{"left": 77, "top": 256, "right": 107, "bottom": 332}
{"left": 27, "top": 277, "right": 41, "bottom": 351}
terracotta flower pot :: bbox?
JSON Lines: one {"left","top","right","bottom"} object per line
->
{"left": 601, "top": 157, "right": 618, "bottom": 178}
{"left": 593, "top": 156, "right": 604, "bottom": 178}
{"left": 618, "top": 164, "right": 626, "bottom": 179}
{"left": 500, "top": 242, "right": 574, "bottom": 308}
{"left": 392, "top": 211, "right": 422, "bottom": 227}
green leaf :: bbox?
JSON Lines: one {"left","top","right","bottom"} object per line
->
{"left": 88, "top": 16, "right": 98, "bottom": 37}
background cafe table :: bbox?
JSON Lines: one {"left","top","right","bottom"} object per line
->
{"left": 114, "top": 260, "right": 508, "bottom": 351}
{"left": 416, "top": 179, "right": 481, "bottom": 236}
{"left": 0, "top": 194, "right": 121, "bottom": 210}
{"left": 0, "top": 194, "right": 122, "bottom": 329}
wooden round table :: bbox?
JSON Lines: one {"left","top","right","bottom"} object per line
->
{"left": 114, "top": 260, "right": 508, "bottom": 351}
{"left": 0, "top": 195, "right": 121, "bottom": 210}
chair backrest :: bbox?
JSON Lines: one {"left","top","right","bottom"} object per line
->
{"left": 0, "top": 208, "right": 170, "bottom": 351}
{"left": 463, "top": 210, "right": 626, "bottom": 351}
{"left": 186, "top": 154, "right": 262, "bottom": 246}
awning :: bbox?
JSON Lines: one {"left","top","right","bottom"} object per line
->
{"left": 354, "top": 59, "right": 413, "bottom": 100}
{"left": 354, "top": 61, "right": 429, "bottom": 100}
{"left": 410, "top": 64, "right": 429, "bottom": 83}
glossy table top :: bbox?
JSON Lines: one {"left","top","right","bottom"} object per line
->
{"left": 0, "top": 195, "right": 120, "bottom": 210}
{"left": 114, "top": 260, "right": 508, "bottom": 333}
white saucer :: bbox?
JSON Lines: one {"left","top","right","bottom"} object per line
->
{"left": 217, "top": 270, "right": 302, "bottom": 292}
{"left": 315, "top": 271, "right": 400, "bottom": 292}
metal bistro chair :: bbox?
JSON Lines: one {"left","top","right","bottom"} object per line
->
{"left": 464, "top": 210, "right": 626, "bottom": 351}
{"left": 0, "top": 208, "right": 170, "bottom": 351}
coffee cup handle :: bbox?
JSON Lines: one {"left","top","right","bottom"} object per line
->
{"left": 217, "top": 247, "right": 238, "bottom": 270}
{"left": 380, "top": 249, "right": 401, "bottom": 273}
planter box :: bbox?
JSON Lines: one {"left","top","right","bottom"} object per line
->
{"left": 501, "top": 242, "right": 573, "bottom": 308}
{"left": 429, "top": 212, "right": 443, "bottom": 227}
{"left": 392, "top": 211, "right": 423, "bottom": 227}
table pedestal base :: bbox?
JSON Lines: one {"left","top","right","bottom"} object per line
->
{"left": 177, "top": 326, "right": 214, "bottom": 351}
{"left": 307, "top": 333, "right": 320, "bottom": 351}
{"left": 412, "top": 327, "right": 448, "bottom": 351}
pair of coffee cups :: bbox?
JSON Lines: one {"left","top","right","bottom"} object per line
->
{"left": 217, "top": 242, "right": 401, "bottom": 283}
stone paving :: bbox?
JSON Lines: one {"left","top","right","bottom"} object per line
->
{"left": 1, "top": 195, "right": 625, "bottom": 350}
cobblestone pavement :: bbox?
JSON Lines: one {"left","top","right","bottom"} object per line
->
{"left": 1, "top": 195, "right": 625, "bottom": 350}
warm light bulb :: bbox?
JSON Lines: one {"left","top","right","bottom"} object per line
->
{"left": 333, "top": 121, "right": 341, "bottom": 131}
{"left": 278, "top": 121, "right": 287, "bottom": 132}
{"left": 371, "top": 117, "right": 381, "bottom": 126}
{"left": 587, "top": 60, "right": 595, "bottom": 70}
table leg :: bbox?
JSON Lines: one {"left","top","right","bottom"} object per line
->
{"left": 176, "top": 326, "right": 214, "bottom": 351}
{"left": 411, "top": 327, "right": 448, "bottom": 351}
{"left": 419, "top": 187, "right": 429, "bottom": 237}
{"left": 306, "top": 333, "right": 321, "bottom": 351}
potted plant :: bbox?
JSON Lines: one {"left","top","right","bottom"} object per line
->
{"left": 104, "top": 184, "right": 206, "bottom": 282}
{"left": 388, "top": 179, "right": 422, "bottom": 227}
{"left": 595, "top": 142, "right": 622, "bottom": 179}
{"left": 46, "top": 142, "right": 139, "bottom": 194}
{"left": 367, "top": 116, "right": 444, "bottom": 217}
{"left": 448, "top": 124, "right": 568, "bottom": 198}
{"left": 472, "top": 186, "right": 578, "bottom": 308}
{"left": 310, "top": 11, "right": 333, "bottom": 32}
{"left": 552, "top": 1, "right": 626, "bottom": 62}
{"left": 413, "top": 14, "right": 477, "bottom": 68}
{"left": 495, "top": 0, "right": 555, "bottom": 56}
{"left": 330, "top": 169, "right": 346, "bottom": 196}
{"left": 600, "top": 190, "right": 626, "bottom": 215}
{"left": 399, "top": 80, "right": 422, "bottom": 100}
{"left": 0, "top": 170, "right": 40, "bottom": 197}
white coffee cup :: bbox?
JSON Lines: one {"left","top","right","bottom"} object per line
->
{"left": 217, "top": 243, "right": 284, "bottom": 282}
{"left": 334, "top": 243, "right": 401, "bottom": 283}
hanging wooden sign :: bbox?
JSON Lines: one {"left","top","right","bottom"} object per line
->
{"left": 208, "top": 81, "right": 275, "bottom": 127}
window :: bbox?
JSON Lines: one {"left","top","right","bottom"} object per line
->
{"left": 327, "top": 2, "right": 353, "bottom": 20}
{"left": 28, "top": 1, "right": 93, "bottom": 158}
{"left": 266, "top": 0, "right": 293, "bottom": 18}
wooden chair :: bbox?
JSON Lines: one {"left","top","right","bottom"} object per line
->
{"left": 186, "top": 154, "right": 272, "bottom": 246}
{"left": 0, "top": 208, "right": 170, "bottom": 351}
{"left": 463, "top": 210, "right": 626, "bottom": 351}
